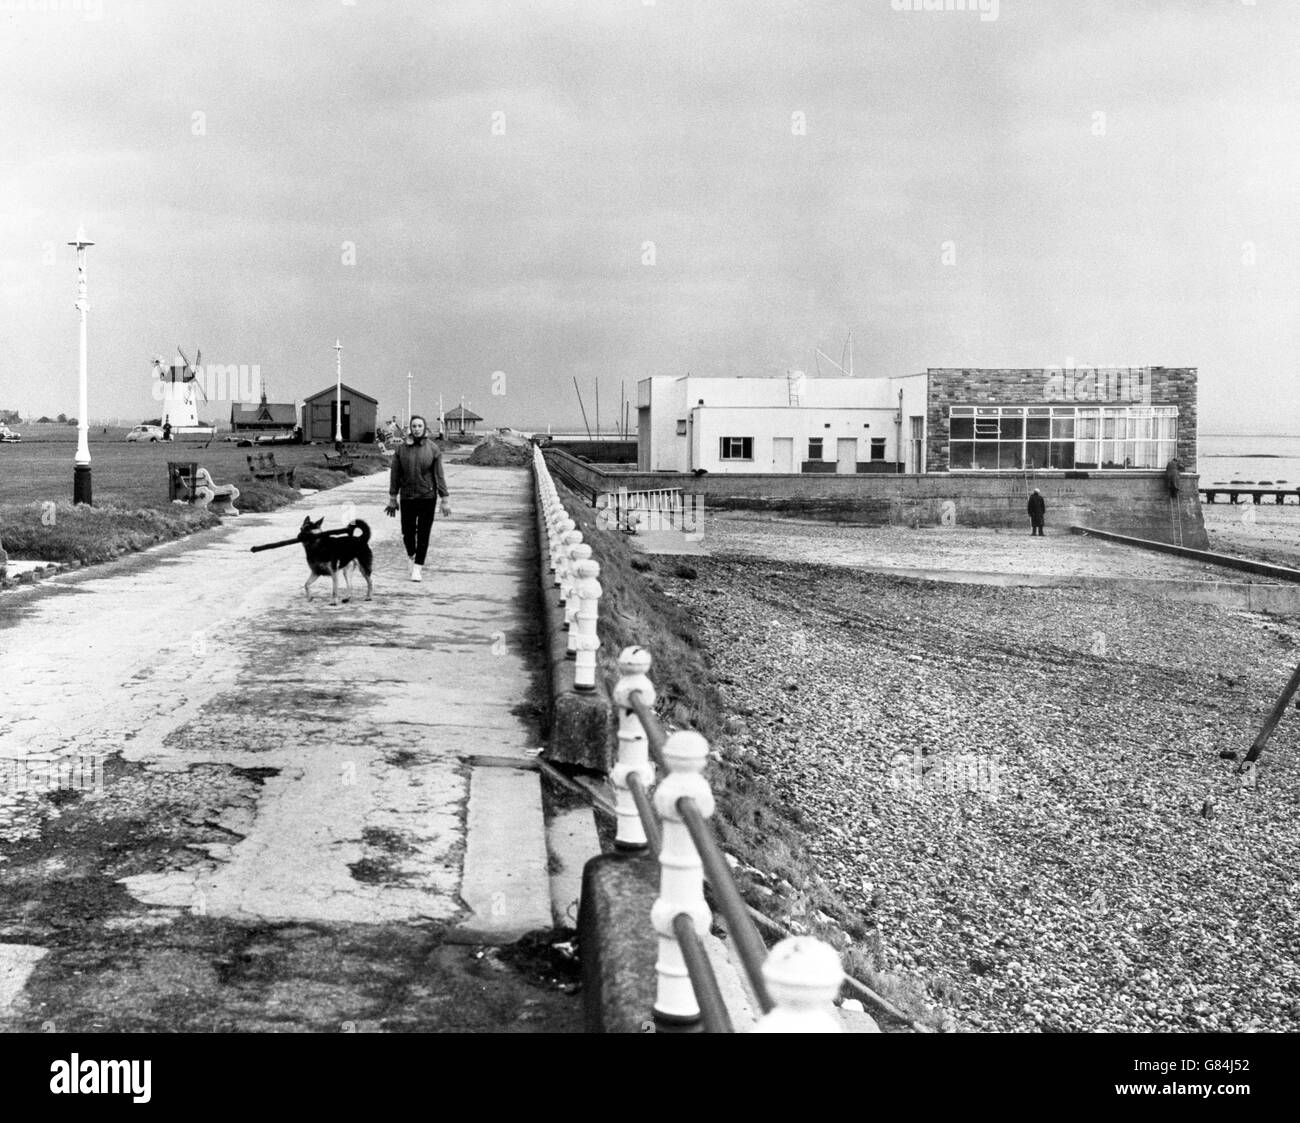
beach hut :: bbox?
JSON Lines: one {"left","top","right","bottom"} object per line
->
{"left": 302, "top": 384, "right": 378, "bottom": 444}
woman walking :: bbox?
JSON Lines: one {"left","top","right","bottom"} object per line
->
{"left": 385, "top": 415, "right": 451, "bottom": 581}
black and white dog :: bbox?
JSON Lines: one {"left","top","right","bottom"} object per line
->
{"left": 298, "top": 517, "right": 373, "bottom": 605}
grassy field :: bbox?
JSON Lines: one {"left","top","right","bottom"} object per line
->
{"left": 0, "top": 426, "right": 388, "bottom": 566}
{"left": 0, "top": 426, "right": 385, "bottom": 510}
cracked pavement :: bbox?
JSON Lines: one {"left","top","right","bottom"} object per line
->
{"left": 0, "top": 463, "right": 578, "bottom": 1031}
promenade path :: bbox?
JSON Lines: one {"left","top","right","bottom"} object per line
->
{"left": 0, "top": 463, "right": 578, "bottom": 1031}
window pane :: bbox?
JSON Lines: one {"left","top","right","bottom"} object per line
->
{"left": 950, "top": 417, "right": 973, "bottom": 440}
{"left": 950, "top": 442, "right": 974, "bottom": 468}
{"left": 974, "top": 443, "right": 999, "bottom": 469}
{"left": 1025, "top": 442, "right": 1049, "bottom": 469}
{"left": 999, "top": 417, "right": 1024, "bottom": 440}
{"left": 1051, "top": 418, "right": 1075, "bottom": 439}
{"left": 999, "top": 443, "right": 1023, "bottom": 469}
{"left": 975, "top": 418, "right": 999, "bottom": 437}
{"left": 1049, "top": 442, "right": 1075, "bottom": 469}
{"left": 1026, "top": 418, "right": 1049, "bottom": 439}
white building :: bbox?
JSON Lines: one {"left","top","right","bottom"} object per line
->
{"left": 637, "top": 373, "right": 929, "bottom": 474}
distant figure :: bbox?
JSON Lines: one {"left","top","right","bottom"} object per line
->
{"left": 1028, "top": 488, "right": 1046, "bottom": 536}
{"left": 162, "top": 417, "right": 173, "bottom": 442}
{"left": 1165, "top": 457, "right": 1185, "bottom": 498}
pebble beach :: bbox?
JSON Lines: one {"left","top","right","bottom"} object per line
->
{"left": 661, "top": 509, "right": 1300, "bottom": 1032}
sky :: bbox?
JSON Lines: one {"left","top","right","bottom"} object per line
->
{"left": 1, "top": 0, "right": 1297, "bottom": 433}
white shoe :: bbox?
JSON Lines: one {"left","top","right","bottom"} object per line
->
{"left": 410, "top": 563, "right": 422, "bottom": 582}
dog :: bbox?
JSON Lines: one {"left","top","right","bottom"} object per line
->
{"left": 298, "top": 516, "right": 373, "bottom": 605}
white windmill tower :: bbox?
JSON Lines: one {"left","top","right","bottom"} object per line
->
{"left": 151, "top": 347, "right": 207, "bottom": 430}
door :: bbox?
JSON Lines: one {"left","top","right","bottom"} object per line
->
{"left": 773, "top": 437, "right": 794, "bottom": 473}
{"left": 910, "top": 416, "right": 924, "bottom": 474}
{"left": 836, "top": 438, "right": 857, "bottom": 474}
{"left": 329, "top": 401, "right": 352, "bottom": 441}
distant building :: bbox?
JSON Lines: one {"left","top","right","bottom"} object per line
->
{"left": 638, "top": 367, "right": 1196, "bottom": 475}
{"left": 302, "top": 383, "right": 378, "bottom": 444}
{"left": 230, "top": 390, "right": 298, "bottom": 436}
{"left": 638, "top": 373, "right": 926, "bottom": 474}
{"left": 444, "top": 405, "right": 482, "bottom": 436}
{"left": 0, "top": 409, "right": 20, "bottom": 425}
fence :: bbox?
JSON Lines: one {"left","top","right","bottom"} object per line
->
{"left": 534, "top": 446, "right": 847, "bottom": 1031}
{"left": 535, "top": 444, "right": 603, "bottom": 691}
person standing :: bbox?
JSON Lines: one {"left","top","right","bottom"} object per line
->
{"left": 385, "top": 415, "right": 451, "bottom": 581}
{"left": 1027, "top": 488, "right": 1046, "bottom": 536}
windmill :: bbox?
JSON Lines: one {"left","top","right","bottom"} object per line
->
{"left": 151, "top": 347, "right": 208, "bottom": 430}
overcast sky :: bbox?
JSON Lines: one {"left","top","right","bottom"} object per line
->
{"left": 1, "top": 0, "right": 1296, "bottom": 432}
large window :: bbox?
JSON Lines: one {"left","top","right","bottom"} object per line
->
{"left": 719, "top": 436, "right": 754, "bottom": 461}
{"left": 949, "top": 405, "right": 1177, "bottom": 470}
{"left": 870, "top": 438, "right": 887, "bottom": 461}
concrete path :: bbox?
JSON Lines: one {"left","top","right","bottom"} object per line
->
{"left": 0, "top": 463, "right": 561, "bottom": 1028}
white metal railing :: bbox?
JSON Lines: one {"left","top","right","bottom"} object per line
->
{"left": 535, "top": 445, "right": 602, "bottom": 691}
{"left": 614, "top": 646, "right": 846, "bottom": 1033}
{"left": 535, "top": 446, "right": 845, "bottom": 1031}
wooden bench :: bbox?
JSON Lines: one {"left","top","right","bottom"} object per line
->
{"left": 246, "top": 452, "right": 296, "bottom": 486}
{"left": 323, "top": 451, "right": 353, "bottom": 471}
{"left": 171, "top": 465, "right": 240, "bottom": 514}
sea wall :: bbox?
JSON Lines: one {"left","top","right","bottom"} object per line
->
{"left": 542, "top": 449, "right": 1208, "bottom": 549}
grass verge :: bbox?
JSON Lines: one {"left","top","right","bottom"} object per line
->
{"left": 0, "top": 462, "right": 381, "bottom": 570}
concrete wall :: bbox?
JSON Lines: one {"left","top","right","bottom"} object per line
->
{"left": 543, "top": 449, "right": 1209, "bottom": 548}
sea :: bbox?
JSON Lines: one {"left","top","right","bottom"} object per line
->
{"left": 1198, "top": 433, "right": 1300, "bottom": 488}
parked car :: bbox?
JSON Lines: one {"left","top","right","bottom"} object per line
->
{"left": 0, "top": 423, "right": 21, "bottom": 443}
{"left": 126, "top": 424, "right": 166, "bottom": 442}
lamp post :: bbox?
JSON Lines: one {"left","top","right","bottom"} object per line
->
{"left": 333, "top": 338, "right": 343, "bottom": 446}
{"left": 407, "top": 370, "right": 412, "bottom": 429}
{"left": 68, "top": 226, "right": 94, "bottom": 505}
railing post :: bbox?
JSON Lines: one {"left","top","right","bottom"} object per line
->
{"left": 753, "top": 937, "right": 844, "bottom": 1033}
{"left": 564, "top": 543, "right": 592, "bottom": 656}
{"left": 650, "top": 730, "right": 715, "bottom": 1028}
{"left": 557, "top": 529, "right": 584, "bottom": 607}
{"left": 551, "top": 517, "right": 574, "bottom": 581}
{"left": 571, "top": 559, "right": 602, "bottom": 691}
{"left": 611, "top": 647, "right": 656, "bottom": 851}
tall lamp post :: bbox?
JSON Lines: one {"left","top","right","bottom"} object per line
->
{"left": 68, "top": 226, "right": 95, "bottom": 505}
{"left": 333, "top": 338, "right": 343, "bottom": 447}
{"left": 407, "top": 370, "right": 412, "bottom": 430}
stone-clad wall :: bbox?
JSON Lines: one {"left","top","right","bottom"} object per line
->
{"left": 925, "top": 367, "right": 1198, "bottom": 474}
{"left": 543, "top": 449, "right": 1209, "bottom": 548}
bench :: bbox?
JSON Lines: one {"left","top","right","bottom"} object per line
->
{"left": 323, "top": 451, "right": 353, "bottom": 471}
{"left": 246, "top": 452, "right": 296, "bottom": 486}
{"left": 171, "top": 465, "right": 240, "bottom": 515}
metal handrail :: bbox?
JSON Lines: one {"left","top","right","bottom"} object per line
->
{"left": 678, "top": 796, "right": 775, "bottom": 1014}
{"left": 626, "top": 689, "right": 667, "bottom": 773}
{"left": 672, "top": 914, "right": 733, "bottom": 1033}
{"left": 625, "top": 771, "right": 661, "bottom": 855}
{"left": 628, "top": 687, "right": 774, "bottom": 1014}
